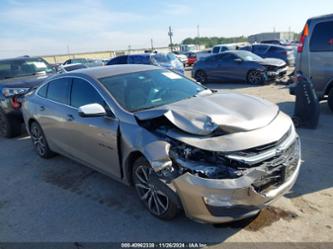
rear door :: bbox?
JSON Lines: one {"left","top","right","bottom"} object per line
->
{"left": 65, "top": 77, "right": 121, "bottom": 177}
{"left": 37, "top": 78, "right": 73, "bottom": 153}
{"left": 308, "top": 20, "right": 333, "bottom": 96}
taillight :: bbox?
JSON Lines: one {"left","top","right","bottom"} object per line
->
{"left": 11, "top": 96, "right": 21, "bottom": 109}
{"left": 298, "top": 22, "right": 309, "bottom": 53}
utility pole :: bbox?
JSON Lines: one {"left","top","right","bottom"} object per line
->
{"left": 168, "top": 26, "right": 173, "bottom": 52}
{"left": 150, "top": 38, "right": 154, "bottom": 51}
{"left": 196, "top": 24, "right": 200, "bottom": 50}
{"left": 67, "top": 45, "right": 70, "bottom": 58}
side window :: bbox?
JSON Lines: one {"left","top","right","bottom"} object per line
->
{"left": 70, "top": 78, "right": 105, "bottom": 108}
{"left": 128, "top": 55, "right": 150, "bottom": 64}
{"left": 205, "top": 55, "right": 218, "bottom": 62}
{"left": 37, "top": 84, "right": 48, "bottom": 98}
{"left": 269, "top": 46, "right": 283, "bottom": 53}
{"left": 253, "top": 45, "right": 268, "bottom": 53}
{"left": 222, "top": 54, "right": 237, "bottom": 62}
{"left": 216, "top": 53, "right": 236, "bottom": 62}
{"left": 310, "top": 21, "right": 333, "bottom": 52}
{"left": 117, "top": 55, "right": 128, "bottom": 64}
{"left": 212, "top": 47, "right": 220, "bottom": 54}
{"left": 46, "top": 78, "right": 70, "bottom": 104}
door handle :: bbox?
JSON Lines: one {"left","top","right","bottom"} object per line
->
{"left": 67, "top": 114, "right": 74, "bottom": 122}
{"left": 39, "top": 106, "right": 45, "bottom": 111}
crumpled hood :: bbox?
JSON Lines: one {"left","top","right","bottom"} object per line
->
{"left": 135, "top": 92, "right": 279, "bottom": 136}
{"left": 258, "top": 58, "right": 286, "bottom": 67}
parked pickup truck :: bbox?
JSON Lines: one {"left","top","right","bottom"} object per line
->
{"left": 0, "top": 56, "right": 55, "bottom": 138}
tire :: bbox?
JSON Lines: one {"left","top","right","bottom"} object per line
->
{"left": 0, "top": 109, "right": 21, "bottom": 138}
{"left": 132, "top": 157, "right": 179, "bottom": 220}
{"left": 195, "top": 70, "right": 208, "bottom": 84}
{"left": 328, "top": 88, "right": 333, "bottom": 113}
{"left": 30, "top": 122, "right": 55, "bottom": 158}
{"left": 247, "top": 70, "right": 265, "bottom": 85}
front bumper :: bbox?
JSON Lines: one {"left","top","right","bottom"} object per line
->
{"left": 267, "top": 66, "right": 288, "bottom": 79}
{"left": 171, "top": 135, "right": 301, "bottom": 224}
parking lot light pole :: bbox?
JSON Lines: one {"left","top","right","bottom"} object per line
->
{"left": 168, "top": 26, "right": 173, "bottom": 52}
{"left": 151, "top": 38, "right": 154, "bottom": 51}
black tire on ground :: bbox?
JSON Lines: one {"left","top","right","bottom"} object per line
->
{"left": 328, "top": 88, "right": 333, "bottom": 113}
{"left": 0, "top": 109, "right": 21, "bottom": 138}
{"left": 29, "top": 121, "right": 55, "bottom": 159}
{"left": 247, "top": 70, "right": 265, "bottom": 85}
{"left": 132, "top": 157, "right": 179, "bottom": 220}
{"left": 195, "top": 70, "right": 208, "bottom": 84}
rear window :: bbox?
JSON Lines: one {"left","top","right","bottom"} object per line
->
{"left": 310, "top": 21, "right": 333, "bottom": 52}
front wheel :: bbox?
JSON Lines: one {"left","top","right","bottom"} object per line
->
{"left": 132, "top": 157, "right": 179, "bottom": 220}
{"left": 328, "top": 88, "right": 333, "bottom": 113}
{"left": 195, "top": 70, "right": 208, "bottom": 84}
{"left": 247, "top": 70, "right": 265, "bottom": 85}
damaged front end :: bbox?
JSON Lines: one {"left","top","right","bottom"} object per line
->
{"left": 158, "top": 128, "right": 301, "bottom": 223}
{"left": 136, "top": 94, "right": 301, "bottom": 223}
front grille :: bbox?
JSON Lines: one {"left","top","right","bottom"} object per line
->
{"left": 252, "top": 140, "right": 299, "bottom": 193}
{"left": 235, "top": 127, "right": 292, "bottom": 157}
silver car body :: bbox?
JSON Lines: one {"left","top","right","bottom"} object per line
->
{"left": 22, "top": 65, "right": 301, "bottom": 223}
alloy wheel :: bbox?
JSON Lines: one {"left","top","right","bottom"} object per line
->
{"left": 134, "top": 165, "right": 169, "bottom": 216}
{"left": 30, "top": 124, "right": 47, "bottom": 156}
{"left": 196, "top": 71, "right": 207, "bottom": 84}
{"left": 248, "top": 70, "right": 263, "bottom": 85}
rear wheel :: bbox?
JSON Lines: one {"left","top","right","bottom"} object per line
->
{"left": 328, "top": 88, "right": 333, "bottom": 113}
{"left": 30, "top": 122, "right": 55, "bottom": 158}
{"left": 195, "top": 70, "right": 208, "bottom": 84}
{"left": 132, "top": 157, "right": 178, "bottom": 220}
{"left": 0, "top": 109, "right": 21, "bottom": 138}
{"left": 247, "top": 70, "right": 265, "bottom": 85}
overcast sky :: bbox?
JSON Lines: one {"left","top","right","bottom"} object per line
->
{"left": 0, "top": 0, "right": 332, "bottom": 58}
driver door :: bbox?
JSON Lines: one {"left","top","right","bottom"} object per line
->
{"left": 64, "top": 77, "right": 121, "bottom": 178}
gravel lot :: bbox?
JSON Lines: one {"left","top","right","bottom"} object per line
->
{"left": 0, "top": 71, "right": 332, "bottom": 244}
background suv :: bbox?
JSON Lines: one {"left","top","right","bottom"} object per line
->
{"left": 106, "top": 53, "right": 184, "bottom": 74}
{"left": 241, "top": 44, "right": 295, "bottom": 65}
{"left": 294, "top": 14, "right": 333, "bottom": 112}
{"left": 0, "top": 56, "right": 55, "bottom": 137}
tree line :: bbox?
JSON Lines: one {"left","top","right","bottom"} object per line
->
{"left": 181, "top": 36, "right": 248, "bottom": 48}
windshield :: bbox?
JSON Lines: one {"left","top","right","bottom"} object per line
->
{"left": 151, "top": 53, "right": 177, "bottom": 64}
{"left": 235, "top": 51, "right": 263, "bottom": 61}
{"left": 0, "top": 58, "right": 54, "bottom": 80}
{"left": 99, "top": 69, "right": 208, "bottom": 112}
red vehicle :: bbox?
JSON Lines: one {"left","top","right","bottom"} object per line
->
{"left": 184, "top": 52, "right": 197, "bottom": 66}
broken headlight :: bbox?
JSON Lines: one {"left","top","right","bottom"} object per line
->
{"left": 168, "top": 143, "right": 243, "bottom": 179}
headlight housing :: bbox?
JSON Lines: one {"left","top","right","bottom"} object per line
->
{"left": 2, "top": 87, "right": 30, "bottom": 97}
{"left": 168, "top": 143, "right": 244, "bottom": 180}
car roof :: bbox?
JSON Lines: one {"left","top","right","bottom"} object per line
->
{"left": 64, "top": 64, "right": 159, "bottom": 79}
{"left": 0, "top": 56, "right": 43, "bottom": 62}
{"left": 253, "top": 43, "right": 286, "bottom": 49}
{"left": 308, "top": 13, "right": 333, "bottom": 22}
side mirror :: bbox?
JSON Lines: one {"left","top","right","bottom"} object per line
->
{"left": 234, "top": 58, "right": 243, "bottom": 63}
{"left": 78, "top": 103, "right": 106, "bottom": 118}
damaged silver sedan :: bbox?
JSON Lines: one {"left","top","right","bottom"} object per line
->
{"left": 22, "top": 65, "right": 301, "bottom": 223}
